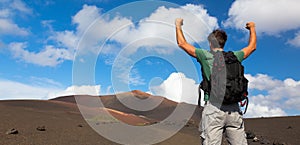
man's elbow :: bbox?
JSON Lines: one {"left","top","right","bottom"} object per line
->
{"left": 252, "top": 43, "right": 257, "bottom": 51}
{"left": 178, "top": 42, "right": 186, "bottom": 48}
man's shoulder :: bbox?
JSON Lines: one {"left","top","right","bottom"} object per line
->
{"left": 230, "top": 50, "right": 245, "bottom": 62}
{"left": 195, "top": 48, "right": 212, "bottom": 62}
{"left": 196, "top": 48, "right": 209, "bottom": 53}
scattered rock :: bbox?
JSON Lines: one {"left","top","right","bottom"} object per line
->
{"left": 185, "top": 119, "right": 196, "bottom": 127}
{"left": 260, "top": 138, "right": 270, "bottom": 144}
{"left": 273, "top": 140, "right": 289, "bottom": 145}
{"left": 253, "top": 136, "right": 259, "bottom": 142}
{"left": 287, "top": 126, "right": 292, "bottom": 129}
{"left": 246, "top": 130, "right": 256, "bottom": 139}
{"left": 77, "top": 124, "right": 83, "bottom": 127}
{"left": 6, "top": 128, "right": 18, "bottom": 135}
{"left": 36, "top": 126, "right": 46, "bottom": 131}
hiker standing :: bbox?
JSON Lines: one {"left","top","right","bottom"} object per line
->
{"left": 175, "top": 18, "right": 256, "bottom": 145}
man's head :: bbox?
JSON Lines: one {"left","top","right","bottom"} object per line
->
{"left": 208, "top": 29, "right": 227, "bottom": 49}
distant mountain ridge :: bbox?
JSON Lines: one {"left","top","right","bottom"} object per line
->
{"left": 51, "top": 90, "right": 202, "bottom": 123}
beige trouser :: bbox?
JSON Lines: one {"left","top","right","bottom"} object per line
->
{"left": 200, "top": 103, "right": 248, "bottom": 145}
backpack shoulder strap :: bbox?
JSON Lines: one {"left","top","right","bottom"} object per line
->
{"left": 223, "top": 51, "right": 239, "bottom": 63}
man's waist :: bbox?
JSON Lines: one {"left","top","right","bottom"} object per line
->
{"left": 206, "top": 101, "right": 240, "bottom": 112}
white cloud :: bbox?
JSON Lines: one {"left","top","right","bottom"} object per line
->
{"left": 0, "top": 9, "right": 11, "bottom": 18}
{"left": 50, "top": 4, "right": 218, "bottom": 64}
{"left": 128, "top": 68, "right": 146, "bottom": 86}
{"left": 245, "top": 103, "right": 287, "bottom": 118}
{"left": 246, "top": 74, "right": 300, "bottom": 103}
{"left": 41, "top": 4, "right": 133, "bottom": 66}
{"left": 0, "top": 41, "right": 5, "bottom": 50}
{"left": 105, "top": 85, "right": 112, "bottom": 95}
{"left": 150, "top": 72, "right": 200, "bottom": 105}
{"left": 69, "top": 4, "right": 132, "bottom": 54}
{"left": 10, "top": 0, "right": 32, "bottom": 14}
{"left": 111, "top": 55, "right": 145, "bottom": 87}
{"left": 87, "top": 4, "right": 218, "bottom": 86}
{"left": 72, "top": 5, "right": 103, "bottom": 34}
{"left": 0, "top": 19, "right": 29, "bottom": 36}
{"left": 0, "top": 79, "right": 61, "bottom": 100}
{"left": 47, "top": 85, "right": 101, "bottom": 99}
{"left": 9, "top": 42, "right": 73, "bottom": 67}
{"left": 143, "top": 4, "right": 218, "bottom": 44}
{"left": 245, "top": 74, "right": 300, "bottom": 117}
{"left": 54, "top": 30, "right": 79, "bottom": 49}
{"left": 0, "top": 78, "right": 102, "bottom": 100}
{"left": 29, "top": 76, "right": 63, "bottom": 88}
{"left": 223, "top": 0, "right": 300, "bottom": 35}
{"left": 0, "top": 0, "right": 31, "bottom": 36}
{"left": 6, "top": 3, "right": 217, "bottom": 67}
{"left": 287, "top": 31, "right": 300, "bottom": 47}
{"left": 245, "top": 74, "right": 281, "bottom": 90}
{"left": 111, "top": 4, "right": 218, "bottom": 55}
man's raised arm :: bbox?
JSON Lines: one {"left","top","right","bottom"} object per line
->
{"left": 242, "top": 22, "right": 257, "bottom": 59}
{"left": 175, "top": 18, "right": 196, "bottom": 58}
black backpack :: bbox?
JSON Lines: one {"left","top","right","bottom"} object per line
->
{"left": 199, "top": 51, "right": 249, "bottom": 113}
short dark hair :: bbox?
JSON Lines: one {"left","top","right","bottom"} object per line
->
{"left": 207, "top": 29, "right": 227, "bottom": 48}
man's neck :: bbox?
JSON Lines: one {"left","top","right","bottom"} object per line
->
{"left": 211, "top": 48, "right": 223, "bottom": 51}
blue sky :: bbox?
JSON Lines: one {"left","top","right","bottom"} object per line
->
{"left": 1, "top": 0, "right": 300, "bottom": 118}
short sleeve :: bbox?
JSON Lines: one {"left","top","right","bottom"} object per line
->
{"left": 195, "top": 48, "right": 209, "bottom": 63}
{"left": 195, "top": 48, "right": 204, "bottom": 62}
{"left": 233, "top": 51, "right": 245, "bottom": 62}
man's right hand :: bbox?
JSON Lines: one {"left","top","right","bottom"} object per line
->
{"left": 175, "top": 18, "right": 183, "bottom": 28}
{"left": 246, "top": 22, "right": 255, "bottom": 30}
{"left": 242, "top": 21, "right": 257, "bottom": 59}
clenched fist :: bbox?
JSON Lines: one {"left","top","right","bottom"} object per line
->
{"left": 175, "top": 18, "right": 183, "bottom": 27}
{"left": 246, "top": 22, "right": 255, "bottom": 30}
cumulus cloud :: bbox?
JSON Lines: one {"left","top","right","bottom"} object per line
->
{"left": 10, "top": 0, "right": 33, "bottom": 14}
{"left": 52, "top": 3, "right": 218, "bottom": 63}
{"left": 8, "top": 42, "right": 73, "bottom": 67}
{"left": 0, "top": 79, "right": 61, "bottom": 100}
{"left": 128, "top": 68, "right": 146, "bottom": 86}
{"left": 0, "top": 0, "right": 31, "bottom": 36}
{"left": 4, "top": 3, "right": 216, "bottom": 69}
{"left": 150, "top": 72, "right": 200, "bottom": 105}
{"left": 47, "top": 85, "right": 101, "bottom": 99}
{"left": 54, "top": 30, "right": 79, "bottom": 50}
{"left": 72, "top": 5, "right": 103, "bottom": 34}
{"left": 223, "top": 0, "right": 300, "bottom": 35}
{"left": 144, "top": 4, "right": 218, "bottom": 44}
{"left": 29, "top": 76, "right": 63, "bottom": 88}
{"left": 111, "top": 4, "right": 219, "bottom": 55}
{"left": 287, "top": 31, "right": 300, "bottom": 47}
{"left": 0, "top": 18, "right": 29, "bottom": 36}
{"left": 0, "top": 9, "right": 10, "bottom": 18}
{"left": 245, "top": 73, "right": 300, "bottom": 117}
{"left": 5, "top": 3, "right": 218, "bottom": 67}
{"left": 0, "top": 78, "right": 102, "bottom": 100}
{"left": 245, "top": 74, "right": 282, "bottom": 90}
{"left": 70, "top": 4, "right": 132, "bottom": 55}
{"left": 245, "top": 103, "right": 287, "bottom": 118}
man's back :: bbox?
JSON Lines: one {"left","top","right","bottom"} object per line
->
{"left": 196, "top": 49, "right": 245, "bottom": 111}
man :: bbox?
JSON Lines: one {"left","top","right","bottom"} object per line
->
{"left": 175, "top": 18, "right": 256, "bottom": 145}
